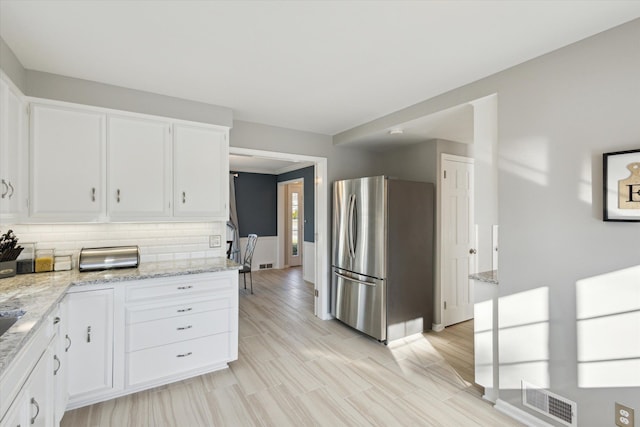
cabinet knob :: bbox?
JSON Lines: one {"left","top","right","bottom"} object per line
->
{"left": 469, "top": 248, "right": 477, "bottom": 255}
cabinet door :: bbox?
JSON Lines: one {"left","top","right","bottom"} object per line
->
{"left": 0, "top": 346, "right": 54, "bottom": 427}
{"left": 0, "top": 77, "right": 26, "bottom": 220}
{"left": 30, "top": 103, "right": 105, "bottom": 221}
{"left": 67, "top": 289, "right": 114, "bottom": 400}
{"left": 173, "top": 124, "right": 228, "bottom": 219}
{"left": 0, "top": 386, "right": 27, "bottom": 427}
{"left": 27, "top": 345, "right": 54, "bottom": 427}
{"left": 107, "top": 115, "right": 171, "bottom": 220}
{"left": 53, "top": 299, "right": 69, "bottom": 424}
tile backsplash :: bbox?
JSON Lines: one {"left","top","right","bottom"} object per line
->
{"left": 3, "top": 222, "right": 227, "bottom": 267}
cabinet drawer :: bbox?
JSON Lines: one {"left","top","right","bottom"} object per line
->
{"left": 127, "top": 333, "right": 230, "bottom": 387}
{"left": 126, "top": 309, "right": 230, "bottom": 352}
{"left": 125, "top": 274, "right": 233, "bottom": 302}
{"left": 126, "top": 297, "right": 230, "bottom": 324}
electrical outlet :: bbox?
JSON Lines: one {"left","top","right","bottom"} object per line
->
{"left": 616, "top": 402, "right": 634, "bottom": 427}
{"left": 209, "top": 235, "right": 221, "bottom": 248}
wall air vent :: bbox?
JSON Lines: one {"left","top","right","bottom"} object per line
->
{"left": 522, "top": 381, "right": 577, "bottom": 426}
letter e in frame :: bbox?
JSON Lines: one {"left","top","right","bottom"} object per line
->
{"left": 619, "top": 162, "right": 640, "bottom": 209}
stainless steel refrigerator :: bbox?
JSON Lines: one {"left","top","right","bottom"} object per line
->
{"left": 331, "top": 176, "right": 434, "bottom": 343}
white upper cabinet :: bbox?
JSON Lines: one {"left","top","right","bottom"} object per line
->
{"left": 107, "top": 115, "right": 171, "bottom": 220}
{"left": 26, "top": 98, "right": 228, "bottom": 223}
{"left": 0, "top": 75, "right": 27, "bottom": 220}
{"left": 30, "top": 103, "right": 106, "bottom": 221}
{"left": 173, "top": 123, "right": 228, "bottom": 219}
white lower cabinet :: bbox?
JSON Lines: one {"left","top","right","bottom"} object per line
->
{"left": 66, "top": 288, "right": 114, "bottom": 403}
{"left": 1, "top": 341, "right": 55, "bottom": 427}
{"left": 63, "top": 270, "right": 238, "bottom": 410}
{"left": 53, "top": 299, "right": 69, "bottom": 425}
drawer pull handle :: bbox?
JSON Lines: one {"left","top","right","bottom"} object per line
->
{"left": 177, "top": 285, "right": 193, "bottom": 290}
{"left": 53, "top": 316, "right": 61, "bottom": 325}
{"left": 87, "top": 326, "right": 92, "bottom": 343}
{"left": 30, "top": 397, "right": 40, "bottom": 424}
{"left": 177, "top": 352, "right": 192, "bottom": 358}
{"left": 65, "top": 334, "right": 72, "bottom": 352}
{"left": 177, "top": 307, "right": 192, "bottom": 313}
{"left": 177, "top": 325, "right": 193, "bottom": 331}
{"left": 54, "top": 355, "right": 61, "bottom": 375}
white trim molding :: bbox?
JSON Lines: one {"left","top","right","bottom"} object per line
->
{"left": 494, "top": 399, "right": 552, "bottom": 427}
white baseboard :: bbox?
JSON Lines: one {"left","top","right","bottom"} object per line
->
{"left": 431, "top": 323, "right": 444, "bottom": 332}
{"left": 303, "top": 241, "right": 315, "bottom": 283}
{"left": 494, "top": 399, "right": 552, "bottom": 427}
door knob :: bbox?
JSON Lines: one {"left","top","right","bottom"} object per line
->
{"left": 469, "top": 248, "right": 477, "bottom": 254}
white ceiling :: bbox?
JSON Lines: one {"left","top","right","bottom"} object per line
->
{"left": 2, "top": 1, "right": 639, "bottom": 136}
{"left": 344, "top": 103, "right": 475, "bottom": 151}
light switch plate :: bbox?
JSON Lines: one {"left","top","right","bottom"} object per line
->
{"left": 616, "top": 402, "right": 634, "bottom": 427}
{"left": 209, "top": 235, "right": 221, "bottom": 248}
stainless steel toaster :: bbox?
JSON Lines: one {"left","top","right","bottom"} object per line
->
{"left": 79, "top": 246, "right": 140, "bottom": 271}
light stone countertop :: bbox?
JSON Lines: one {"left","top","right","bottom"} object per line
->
{"left": 469, "top": 269, "right": 499, "bottom": 285}
{"left": 0, "top": 258, "right": 240, "bottom": 378}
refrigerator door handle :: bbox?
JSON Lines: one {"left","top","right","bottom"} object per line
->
{"left": 334, "top": 271, "right": 376, "bottom": 287}
{"left": 347, "top": 194, "right": 356, "bottom": 258}
{"left": 352, "top": 195, "right": 358, "bottom": 256}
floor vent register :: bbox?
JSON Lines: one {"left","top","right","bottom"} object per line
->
{"left": 522, "top": 381, "right": 577, "bottom": 426}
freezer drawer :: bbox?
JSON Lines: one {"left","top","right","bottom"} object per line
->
{"left": 332, "top": 268, "right": 386, "bottom": 341}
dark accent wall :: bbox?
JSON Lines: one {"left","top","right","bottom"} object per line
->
{"left": 233, "top": 172, "right": 277, "bottom": 237}
{"left": 278, "top": 166, "right": 315, "bottom": 243}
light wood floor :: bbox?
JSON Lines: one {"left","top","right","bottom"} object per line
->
{"left": 61, "top": 267, "right": 521, "bottom": 426}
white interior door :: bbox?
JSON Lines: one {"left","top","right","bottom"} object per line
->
{"left": 285, "top": 182, "right": 303, "bottom": 267}
{"left": 442, "top": 154, "right": 476, "bottom": 327}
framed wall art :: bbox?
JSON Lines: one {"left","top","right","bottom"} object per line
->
{"left": 603, "top": 148, "right": 640, "bottom": 222}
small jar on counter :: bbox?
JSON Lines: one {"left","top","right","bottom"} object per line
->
{"left": 35, "top": 249, "right": 55, "bottom": 273}
{"left": 16, "top": 242, "right": 36, "bottom": 274}
{"left": 54, "top": 254, "right": 72, "bottom": 271}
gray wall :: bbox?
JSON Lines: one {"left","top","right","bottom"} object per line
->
{"left": 232, "top": 172, "right": 278, "bottom": 238}
{"left": 340, "top": 18, "right": 640, "bottom": 427}
{"left": 231, "top": 120, "right": 378, "bottom": 182}
{"left": 26, "top": 70, "right": 233, "bottom": 127}
{"left": 0, "top": 36, "right": 26, "bottom": 91}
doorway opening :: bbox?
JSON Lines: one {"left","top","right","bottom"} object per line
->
{"left": 228, "top": 146, "right": 329, "bottom": 319}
